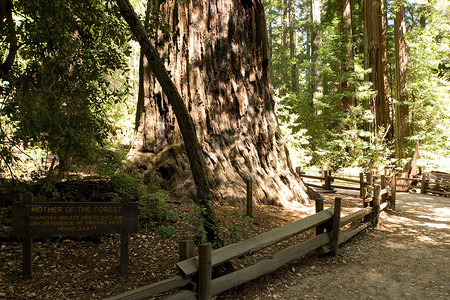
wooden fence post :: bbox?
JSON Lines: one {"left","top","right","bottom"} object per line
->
{"left": 198, "top": 243, "right": 212, "bottom": 300}
{"left": 22, "top": 192, "right": 33, "bottom": 280}
{"left": 359, "top": 173, "right": 365, "bottom": 198}
{"left": 246, "top": 179, "right": 253, "bottom": 218}
{"left": 372, "top": 185, "right": 381, "bottom": 227}
{"left": 390, "top": 173, "right": 397, "bottom": 210}
{"left": 362, "top": 187, "right": 368, "bottom": 209}
{"left": 380, "top": 175, "right": 386, "bottom": 203}
{"left": 421, "top": 173, "right": 427, "bottom": 194}
{"left": 321, "top": 166, "right": 327, "bottom": 178}
{"left": 179, "top": 240, "right": 195, "bottom": 262}
{"left": 315, "top": 198, "right": 324, "bottom": 235}
{"left": 120, "top": 194, "right": 130, "bottom": 275}
{"left": 362, "top": 187, "right": 370, "bottom": 223}
{"left": 331, "top": 197, "right": 342, "bottom": 257}
{"left": 365, "top": 172, "right": 373, "bottom": 188}
{"left": 324, "top": 170, "right": 332, "bottom": 190}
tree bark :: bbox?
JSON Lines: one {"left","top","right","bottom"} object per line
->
{"left": 129, "top": 0, "right": 311, "bottom": 207}
{"left": 339, "top": 0, "right": 355, "bottom": 108}
{"left": 289, "top": 0, "right": 299, "bottom": 93}
{"left": 115, "top": 0, "right": 224, "bottom": 247}
{"left": 310, "top": 0, "right": 322, "bottom": 99}
{"left": 394, "top": 5, "right": 409, "bottom": 159}
{"left": 0, "top": 0, "right": 18, "bottom": 79}
{"left": 364, "top": 0, "right": 391, "bottom": 138}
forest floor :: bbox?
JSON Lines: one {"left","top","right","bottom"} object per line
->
{"left": 0, "top": 189, "right": 449, "bottom": 299}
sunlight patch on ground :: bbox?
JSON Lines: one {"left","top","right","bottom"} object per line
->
{"left": 416, "top": 235, "right": 439, "bottom": 244}
{"left": 420, "top": 222, "right": 449, "bottom": 229}
{"left": 433, "top": 207, "right": 450, "bottom": 219}
{"left": 384, "top": 240, "right": 410, "bottom": 250}
{"left": 388, "top": 215, "right": 419, "bottom": 226}
{"left": 390, "top": 213, "right": 450, "bottom": 230}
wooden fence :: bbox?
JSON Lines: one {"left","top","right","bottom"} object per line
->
{"left": 106, "top": 183, "right": 393, "bottom": 300}
{"left": 296, "top": 167, "right": 449, "bottom": 198}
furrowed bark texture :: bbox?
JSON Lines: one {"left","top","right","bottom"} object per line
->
{"left": 116, "top": 0, "right": 224, "bottom": 247}
{"left": 394, "top": 5, "right": 409, "bottom": 159}
{"left": 339, "top": 0, "right": 355, "bottom": 108}
{"left": 364, "top": 0, "right": 391, "bottom": 138}
{"left": 310, "top": 0, "right": 322, "bottom": 97}
{"left": 130, "top": 0, "right": 310, "bottom": 206}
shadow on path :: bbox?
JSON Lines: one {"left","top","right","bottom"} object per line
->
{"left": 276, "top": 191, "right": 450, "bottom": 300}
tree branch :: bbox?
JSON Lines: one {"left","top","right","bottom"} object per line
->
{"left": 115, "top": 0, "right": 224, "bottom": 247}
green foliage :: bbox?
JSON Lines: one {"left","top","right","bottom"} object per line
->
{"left": 434, "top": 61, "right": 450, "bottom": 80}
{"left": 270, "top": 1, "right": 375, "bottom": 171}
{"left": 138, "top": 181, "right": 179, "bottom": 229}
{"left": 0, "top": 0, "right": 132, "bottom": 177}
{"left": 221, "top": 209, "right": 255, "bottom": 242}
{"left": 109, "top": 173, "right": 146, "bottom": 199}
{"left": 157, "top": 224, "right": 176, "bottom": 239}
{"left": 405, "top": 1, "right": 450, "bottom": 172}
{"left": 186, "top": 203, "right": 208, "bottom": 245}
{"left": 267, "top": 0, "right": 449, "bottom": 172}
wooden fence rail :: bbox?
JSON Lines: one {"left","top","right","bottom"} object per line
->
{"left": 297, "top": 167, "right": 449, "bottom": 198}
{"left": 176, "top": 207, "right": 335, "bottom": 278}
{"left": 106, "top": 181, "right": 393, "bottom": 300}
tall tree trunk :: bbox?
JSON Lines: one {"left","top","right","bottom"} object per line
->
{"left": 116, "top": 0, "right": 224, "bottom": 247}
{"left": 129, "top": 0, "right": 311, "bottom": 207}
{"left": 268, "top": 13, "right": 273, "bottom": 58}
{"left": 364, "top": 0, "right": 391, "bottom": 138}
{"left": 310, "top": 0, "right": 322, "bottom": 99}
{"left": 339, "top": 0, "right": 355, "bottom": 108}
{"left": 394, "top": 5, "right": 409, "bottom": 159}
{"left": 282, "top": 0, "right": 287, "bottom": 47}
{"left": 289, "top": 0, "right": 299, "bottom": 93}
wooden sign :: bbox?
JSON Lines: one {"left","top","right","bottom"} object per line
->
{"left": 13, "top": 202, "right": 138, "bottom": 236}
{"left": 12, "top": 192, "right": 138, "bottom": 279}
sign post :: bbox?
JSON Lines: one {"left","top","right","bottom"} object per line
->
{"left": 13, "top": 193, "right": 138, "bottom": 278}
{"left": 22, "top": 192, "right": 33, "bottom": 280}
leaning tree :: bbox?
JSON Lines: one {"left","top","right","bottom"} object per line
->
{"left": 128, "top": 0, "right": 312, "bottom": 207}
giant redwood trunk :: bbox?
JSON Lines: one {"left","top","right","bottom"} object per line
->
{"left": 129, "top": 0, "right": 310, "bottom": 206}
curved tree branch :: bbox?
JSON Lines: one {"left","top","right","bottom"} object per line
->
{"left": 115, "top": 0, "right": 224, "bottom": 247}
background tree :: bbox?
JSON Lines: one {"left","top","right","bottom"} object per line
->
{"left": 405, "top": 0, "right": 449, "bottom": 171}
{"left": 338, "top": 0, "right": 355, "bottom": 108}
{"left": 266, "top": 0, "right": 376, "bottom": 169}
{"left": 364, "top": 0, "right": 391, "bottom": 139}
{"left": 310, "top": 0, "right": 322, "bottom": 99}
{"left": 394, "top": 1, "right": 409, "bottom": 160}
{"left": 289, "top": 0, "right": 300, "bottom": 93}
{"left": 0, "top": 0, "right": 17, "bottom": 79}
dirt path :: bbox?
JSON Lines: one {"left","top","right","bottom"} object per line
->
{"left": 274, "top": 192, "right": 450, "bottom": 300}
